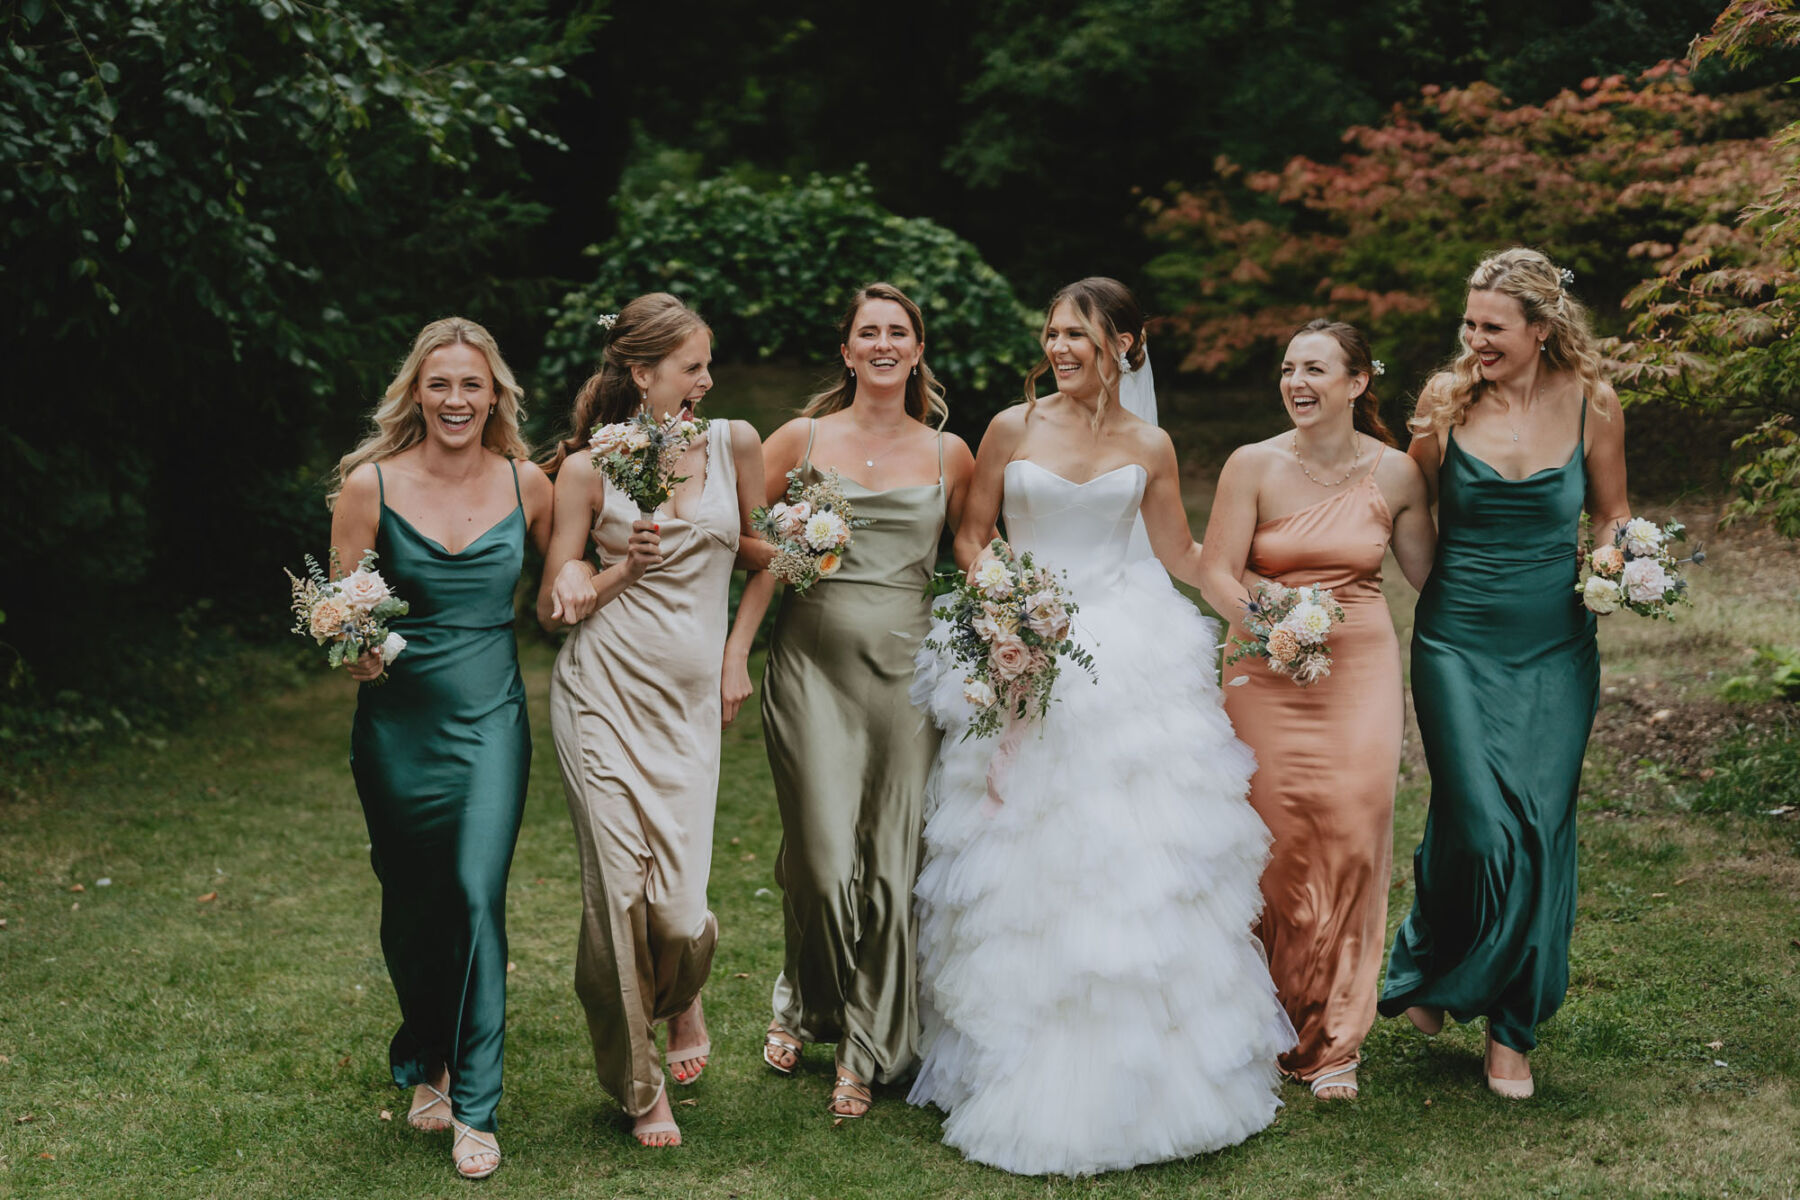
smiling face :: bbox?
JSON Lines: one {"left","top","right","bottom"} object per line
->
{"left": 1044, "top": 299, "right": 1110, "bottom": 401}
{"left": 1279, "top": 331, "right": 1364, "bottom": 431}
{"left": 416, "top": 342, "right": 495, "bottom": 448}
{"left": 636, "top": 326, "right": 714, "bottom": 414}
{"left": 1463, "top": 288, "right": 1545, "bottom": 385}
{"left": 841, "top": 298, "right": 923, "bottom": 387}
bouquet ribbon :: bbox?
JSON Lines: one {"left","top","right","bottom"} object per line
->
{"left": 982, "top": 714, "right": 1028, "bottom": 814}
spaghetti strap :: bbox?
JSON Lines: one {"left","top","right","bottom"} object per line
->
{"left": 509, "top": 458, "right": 522, "bottom": 508}
{"left": 803, "top": 418, "right": 818, "bottom": 469}
{"left": 936, "top": 432, "right": 945, "bottom": 485}
{"left": 375, "top": 462, "right": 386, "bottom": 506}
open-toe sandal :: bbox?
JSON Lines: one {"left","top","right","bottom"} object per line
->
{"left": 407, "top": 1082, "right": 453, "bottom": 1132}
{"left": 451, "top": 1121, "right": 500, "bottom": 1180}
{"left": 763, "top": 1025, "right": 802, "bottom": 1076}
{"left": 828, "top": 1073, "right": 871, "bottom": 1120}
{"left": 666, "top": 1039, "right": 711, "bottom": 1086}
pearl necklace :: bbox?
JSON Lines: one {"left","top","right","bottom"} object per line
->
{"left": 1292, "top": 431, "right": 1361, "bottom": 487}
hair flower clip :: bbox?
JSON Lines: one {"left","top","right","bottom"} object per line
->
{"left": 1371, "top": 359, "right": 1386, "bottom": 376}
{"left": 594, "top": 312, "right": 620, "bottom": 330}
{"left": 1558, "top": 268, "right": 1575, "bottom": 288}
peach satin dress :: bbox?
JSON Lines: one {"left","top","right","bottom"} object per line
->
{"left": 1222, "top": 456, "right": 1402, "bottom": 1084}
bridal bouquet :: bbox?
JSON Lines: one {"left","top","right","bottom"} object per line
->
{"left": 589, "top": 410, "right": 707, "bottom": 517}
{"left": 1576, "top": 516, "right": 1698, "bottom": 618}
{"left": 751, "top": 468, "right": 870, "bottom": 592}
{"left": 1225, "top": 581, "right": 1346, "bottom": 686}
{"left": 926, "top": 539, "right": 1096, "bottom": 741}
{"left": 285, "top": 549, "right": 409, "bottom": 682}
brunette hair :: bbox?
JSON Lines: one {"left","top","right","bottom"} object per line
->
{"left": 542, "top": 292, "right": 710, "bottom": 475}
{"left": 1022, "top": 277, "right": 1146, "bottom": 428}
{"left": 1291, "top": 318, "right": 1397, "bottom": 447}
{"left": 1411, "top": 246, "right": 1607, "bottom": 434}
{"left": 800, "top": 282, "right": 948, "bottom": 428}
{"left": 329, "top": 316, "right": 529, "bottom": 506}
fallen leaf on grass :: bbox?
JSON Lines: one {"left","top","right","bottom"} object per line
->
{"left": 95, "top": 878, "right": 111, "bottom": 888}
{"left": 1707, "top": 1040, "right": 1724, "bottom": 1050}
{"left": 338, "top": 1055, "right": 353, "bottom": 1068}
{"left": 1650, "top": 892, "right": 1667, "bottom": 898}
{"left": 741, "top": 852, "right": 756, "bottom": 862}
{"left": 14, "top": 1114, "right": 32, "bottom": 1124}
{"left": 0, "top": 918, "right": 7, "bottom": 929}
{"left": 677, "top": 1098, "right": 696, "bottom": 1107}
{"left": 196, "top": 892, "right": 217, "bottom": 903}
{"left": 68, "top": 884, "right": 84, "bottom": 894}
{"left": 379, "top": 1109, "right": 392, "bottom": 1121}
{"left": 506, "top": 962, "right": 516, "bottom": 973}
{"left": 832, "top": 1117, "right": 844, "bottom": 1128}
{"left": 38, "top": 1153, "right": 53, "bottom": 1160}
{"left": 732, "top": 972, "right": 749, "bottom": 979}
{"left": 69, "top": 903, "right": 78, "bottom": 912}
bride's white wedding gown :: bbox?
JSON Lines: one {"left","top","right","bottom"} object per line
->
{"left": 908, "top": 458, "right": 1294, "bottom": 1177}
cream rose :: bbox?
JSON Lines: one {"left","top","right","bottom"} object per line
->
{"left": 1581, "top": 575, "right": 1622, "bottom": 614}
{"left": 1622, "top": 557, "right": 1671, "bottom": 604}
{"left": 962, "top": 677, "right": 997, "bottom": 708}
{"left": 1622, "top": 518, "right": 1663, "bottom": 559}
{"left": 588, "top": 422, "right": 633, "bottom": 457}
{"left": 1023, "top": 590, "right": 1069, "bottom": 640}
{"left": 337, "top": 568, "right": 391, "bottom": 613}
{"left": 378, "top": 631, "right": 408, "bottom": 664}
{"left": 989, "top": 635, "right": 1032, "bottom": 681}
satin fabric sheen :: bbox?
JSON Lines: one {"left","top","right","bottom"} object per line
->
{"left": 1223, "top": 464, "right": 1401, "bottom": 1083}
{"left": 550, "top": 420, "right": 738, "bottom": 1116}
{"left": 1379, "top": 413, "right": 1598, "bottom": 1053}
{"left": 350, "top": 463, "right": 530, "bottom": 1132}
{"left": 761, "top": 426, "right": 946, "bottom": 1084}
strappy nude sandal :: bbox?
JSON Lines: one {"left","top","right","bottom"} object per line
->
{"left": 828, "top": 1072, "right": 871, "bottom": 1119}
{"left": 633, "top": 1119, "right": 681, "bottom": 1147}
{"left": 407, "top": 1082, "right": 453, "bottom": 1132}
{"left": 763, "top": 1024, "right": 802, "bottom": 1076}
{"left": 666, "top": 1039, "right": 711, "bottom": 1086}
{"left": 451, "top": 1121, "right": 500, "bottom": 1180}
{"left": 1309, "top": 1063, "right": 1359, "bottom": 1100}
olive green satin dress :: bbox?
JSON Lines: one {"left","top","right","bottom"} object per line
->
{"left": 762, "top": 425, "right": 946, "bottom": 1084}
{"left": 1379, "top": 408, "right": 1598, "bottom": 1053}
{"left": 350, "top": 461, "right": 530, "bottom": 1133}
{"left": 551, "top": 419, "right": 739, "bottom": 1117}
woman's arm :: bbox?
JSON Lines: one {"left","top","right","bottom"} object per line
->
{"left": 1139, "top": 430, "right": 1211, "bottom": 590}
{"left": 1407, "top": 376, "right": 1450, "bottom": 508}
{"left": 1584, "top": 384, "right": 1632, "bottom": 538}
{"left": 1382, "top": 451, "right": 1437, "bottom": 591}
{"left": 953, "top": 408, "right": 1025, "bottom": 572}
{"left": 329, "top": 463, "right": 386, "bottom": 682}
{"left": 535, "top": 453, "right": 660, "bottom": 631}
{"left": 1195, "top": 447, "right": 1263, "bottom": 620}
{"left": 720, "top": 420, "right": 772, "bottom": 726}
{"left": 516, "top": 459, "right": 555, "bottom": 558}
{"left": 940, "top": 432, "right": 984, "bottom": 545}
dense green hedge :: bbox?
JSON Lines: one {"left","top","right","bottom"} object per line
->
{"left": 539, "top": 169, "right": 1041, "bottom": 435}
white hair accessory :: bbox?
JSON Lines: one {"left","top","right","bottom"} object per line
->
{"left": 595, "top": 312, "right": 620, "bottom": 330}
{"left": 1558, "top": 268, "right": 1575, "bottom": 288}
{"left": 1371, "top": 359, "right": 1386, "bottom": 376}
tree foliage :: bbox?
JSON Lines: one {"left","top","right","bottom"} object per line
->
{"left": 1609, "top": 0, "right": 1800, "bottom": 535}
{"left": 540, "top": 169, "right": 1040, "bottom": 436}
{"left": 1, "top": 0, "right": 595, "bottom": 698}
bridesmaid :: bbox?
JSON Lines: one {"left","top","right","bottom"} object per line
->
{"left": 727, "top": 282, "right": 975, "bottom": 1119}
{"left": 1200, "top": 319, "right": 1434, "bottom": 1101}
{"left": 537, "top": 293, "right": 766, "bottom": 1147}
{"left": 329, "top": 316, "right": 553, "bottom": 1180}
{"left": 1378, "top": 248, "right": 1631, "bottom": 1098}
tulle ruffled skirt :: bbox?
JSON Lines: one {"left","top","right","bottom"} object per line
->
{"left": 907, "top": 560, "right": 1294, "bottom": 1176}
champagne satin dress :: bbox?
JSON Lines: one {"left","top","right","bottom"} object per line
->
{"left": 1222, "top": 454, "right": 1402, "bottom": 1086}
{"left": 550, "top": 419, "right": 739, "bottom": 1117}
{"left": 350, "top": 461, "right": 531, "bottom": 1133}
{"left": 1380, "top": 408, "right": 1598, "bottom": 1054}
{"left": 761, "top": 423, "right": 946, "bottom": 1084}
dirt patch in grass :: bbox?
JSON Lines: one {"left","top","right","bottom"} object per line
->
{"left": 1590, "top": 694, "right": 1794, "bottom": 776}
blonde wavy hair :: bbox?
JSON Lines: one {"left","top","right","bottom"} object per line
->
{"left": 1022, "top": 277, "right": 1146, "bottom": 432}
{"left": 1411, "top": 247, "right": 1607, "bottom": 434}
{"left": 329, "top": 317, "right": 530, "bottom": 506}
{"left": 801, "top": 282, "right": 949, "bottom": 429}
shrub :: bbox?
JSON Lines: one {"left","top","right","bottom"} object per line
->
{"left": 539, "top": 168, "right": 1040, "bottom": 435}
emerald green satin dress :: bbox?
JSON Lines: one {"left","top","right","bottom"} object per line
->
{"left": 1379, "top": 410, "right": 1597, "bottom": 1053}
{"left": 762, "top": 427, "right": 946, "bottom": 1084}
{"left": 350, "top": 461, "right": 530, "bottom": 1131}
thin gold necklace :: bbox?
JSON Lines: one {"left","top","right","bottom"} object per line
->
{"left": 1292, "top": 431, "right": 1361, "bottom": 487}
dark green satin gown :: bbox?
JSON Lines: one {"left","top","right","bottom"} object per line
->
{"left": 1379, "top": 410, "right": 1597, "bottom": 1054}
{"left": 350, "top": 462, "right": 530, "bottom": 1131}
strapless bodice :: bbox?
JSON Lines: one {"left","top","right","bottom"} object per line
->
{"left": 1002, "top": 460, "right": 1147, "bottom": 587}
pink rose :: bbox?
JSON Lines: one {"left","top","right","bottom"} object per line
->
{"left": 337, "top": 568, "right": 391, "bottom": 613}
{"left": 1023, "top": 590, "right": 1069, "bottom": 640}
{"left": 779, "top": 500, "right": 812, "bottom": 539}
{"left": 989, "top": 635, "right": 1032, "bottom": 681}
{"left": 1622, "top": 557, "right": 1672, "bottom": 604}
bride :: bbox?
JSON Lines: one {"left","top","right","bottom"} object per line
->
{"left": 909, "top": 277, "right": 1293, "bottom": 1176}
